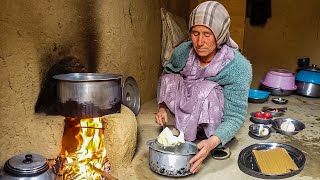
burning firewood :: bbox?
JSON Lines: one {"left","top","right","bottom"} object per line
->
{"left": 87, "top": 163, "right": 118, "bottom": 180}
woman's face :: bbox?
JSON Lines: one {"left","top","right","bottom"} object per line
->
{"left": 190, "top": 25, "right": 217, "bottom": 62}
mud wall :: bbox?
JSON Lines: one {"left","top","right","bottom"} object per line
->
{"left": 0, "top": 0, "right": 162, "bottom": 168}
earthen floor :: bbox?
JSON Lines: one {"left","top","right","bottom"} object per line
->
{"left": 122, "top": 95, "right": 320, "bottom": 180}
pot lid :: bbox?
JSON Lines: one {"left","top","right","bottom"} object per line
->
{"left": 298, "top": 64, "right": 320, "bottom": 72}
{"left": 53, "top": 73, "right": 123, "bottom": 81}
{"left": 4, "top": 153, "right": 49, "bottom": 177}
{"left": 122, "top": 76, "right": 140, "bottom": 116}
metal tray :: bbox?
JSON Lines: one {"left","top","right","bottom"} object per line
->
{"left": 238, "top": 143, "right": 305, "bottom": 179}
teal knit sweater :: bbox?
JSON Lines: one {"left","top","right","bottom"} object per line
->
{"left": 162, "top": 41, "right": 252, "bottom": 146}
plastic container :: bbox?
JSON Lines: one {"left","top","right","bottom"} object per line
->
{"left": 248, "top": 89, "right": 270, "bottom": 99}
{"left": 261, "top": 69, "right": 297, "bottom": 90}
{"left": 295, "top": 70, "right": 320, "bottom": 85}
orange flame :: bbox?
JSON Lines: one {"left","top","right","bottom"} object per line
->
{"left": 62, "top": 117, "right": 109, "bottom": 179}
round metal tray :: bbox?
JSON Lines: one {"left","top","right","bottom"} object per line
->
{"left": 238, "top": 143, "right": 305, "bottom": 179}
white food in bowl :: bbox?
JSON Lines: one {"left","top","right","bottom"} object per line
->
{"left": 157, "top": 127, "right": 185, "bottom": 147}
{"left": 280, "top": 121, "right": 295, "bottom": 132}
{"left": 259, "top": 127, "right": 269, "bottom": 136}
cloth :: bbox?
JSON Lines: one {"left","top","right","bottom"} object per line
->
{"left": 246, "top": 0, "right": 271, "bottom": 25}
{"left": 189, "top": 1, "right": 238, "bottom": 49}
{"left": 158, "top": 45, "right": 234, "bottom": 141}
{"left": 160, "top": 8, "right": 189, "bottom": 67}
{"left": 158, "top": 41, "right": 252, "bottom": 146}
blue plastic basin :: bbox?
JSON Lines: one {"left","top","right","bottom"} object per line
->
{"left": 249, "top": 89, "right": 271, "bottom": 99}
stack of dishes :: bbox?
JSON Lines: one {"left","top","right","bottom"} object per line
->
{"left": 249, "top": 112, "right": 273, "bottom": 140}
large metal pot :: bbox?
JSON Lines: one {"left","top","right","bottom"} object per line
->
{"left": 0, "top": 153, "right": 55, "bottom": 180}
{"left": 295, "top": 81, "right": 320, "bottom": 97}
{"left": 147, "top": 139, "right": 197, "bottom": 177}
{"left": 295, "top": 66, "right": 320, "bottom": 98}
{"left": 53, "top": 73, "right": 122, "bottom": 118}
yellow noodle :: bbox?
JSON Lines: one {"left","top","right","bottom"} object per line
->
{"left": 253, "top": 148, "right": 298, "bottom": 175}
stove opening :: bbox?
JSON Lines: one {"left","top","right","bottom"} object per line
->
{"left": 59, "top": 117, "right": 110, "bottom": 179}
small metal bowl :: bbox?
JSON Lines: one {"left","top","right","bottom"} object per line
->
{"left": 272, "top": 97, "right": 288, "bottom": 104}
{"left": 262, "top": 106, "right": 286, "bottom": 117}
{"left": 249, "top": 124, "right": 272, "bottom": 139}
{"left": 248, "top": 97, "right": 268, "bottom": 103}
{"left": 272, "top": 118, "right": 306, "bottom": 136}
{"left": 250, "top": 112, "right": 272, "bottom": 124}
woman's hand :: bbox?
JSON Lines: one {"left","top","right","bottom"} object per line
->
{"left": 189, "top": 136, "right": 221, "bottom": 173}
{"left": 155, "top": 107, "right": 168, "bottom": 126}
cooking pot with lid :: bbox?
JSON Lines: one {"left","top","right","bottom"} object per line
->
{"left": 0, "top": 153, "right": 56, "bottom": 180}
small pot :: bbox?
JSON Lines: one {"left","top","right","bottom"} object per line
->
{"left": 147, "top": 139, "right": 197, "bottom": 177}
{"left": 1, "top": 153, "right": 56, "bottom": 180}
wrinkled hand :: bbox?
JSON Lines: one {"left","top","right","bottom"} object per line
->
{"left": 189, "top": 136, "right": 221, "bottom": 173}
{"left": 155, "top": 107, "right": 168, "bottom": 126}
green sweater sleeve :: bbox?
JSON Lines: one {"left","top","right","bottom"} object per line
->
{"left": 207, "top": 51, "right": 252, "bottom": 146}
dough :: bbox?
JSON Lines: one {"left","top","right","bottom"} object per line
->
{"left": 156, "top": 127, "right": 185, "bottom": 146}
{"left": 280, "top": 121, "right": 295, "bottom": 132}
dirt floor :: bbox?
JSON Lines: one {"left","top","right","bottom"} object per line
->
{"left": 120, "top": 94, "right": 320, "bottom": 180}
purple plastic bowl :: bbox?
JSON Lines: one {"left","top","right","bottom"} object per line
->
{"left": 261, "top": 69, "right": 297, "bottom": 90}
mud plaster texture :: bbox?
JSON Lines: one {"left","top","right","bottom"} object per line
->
{"left": 119, "top": 95, "right": 320, "bottom": 180}
{"left": 102, "top": 105, "right": 137, "bottom": 178}
{"left": 0, "top": 0, "right": 163, "bottom": 171}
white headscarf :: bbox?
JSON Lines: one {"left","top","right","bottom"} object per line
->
{"left": 189, "top": 1, "right": 239, "bottom": 49}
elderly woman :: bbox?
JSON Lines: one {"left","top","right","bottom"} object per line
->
{"left": 155, "top": 1, "right": 252, "bottom": 173}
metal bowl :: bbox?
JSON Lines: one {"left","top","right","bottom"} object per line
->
{"left": 262, "top": 106, "right": 286, "bottom": 117}
{"left": 260, "top": 84, "right": 294, "bottom": 96}
{"left": 248, "top": 97, "right": 268, "bottom": 103}
{"left": 272, "top": 97, "right": 288, "bottom": 105}
{"left": 147, "top": 139, "right": 198, "bottom": 177}
{"left": 249, "top": 124, "right": 272, "bottom": 138}
{"left": 250, "top": 112, "right": 272, "bottom": 124}
{"left": 272, "top": 118, "right": 306, "bottom": 136}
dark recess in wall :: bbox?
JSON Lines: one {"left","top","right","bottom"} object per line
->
{"left": 35, "top": 56, "right": 87, "bottom": 115}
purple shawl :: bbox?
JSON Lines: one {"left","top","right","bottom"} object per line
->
{"left": 158, "top": 45, "right": 234, "bottom": 141}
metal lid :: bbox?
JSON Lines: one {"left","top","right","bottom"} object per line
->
{"left": 122, "top": 76, "right": 140, "bottom": 116}
{"left": 4, "top": 153, "right": 49, "bottom": 177}
{"left": 53, "top": 73, "right": 123, "bottom": 81}
{"left": 298, "top": 64, "right": 320, "bottom": 72}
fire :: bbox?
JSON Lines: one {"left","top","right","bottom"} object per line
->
{"left": 62, "top": 117, "right": 110, "bottom": 179}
